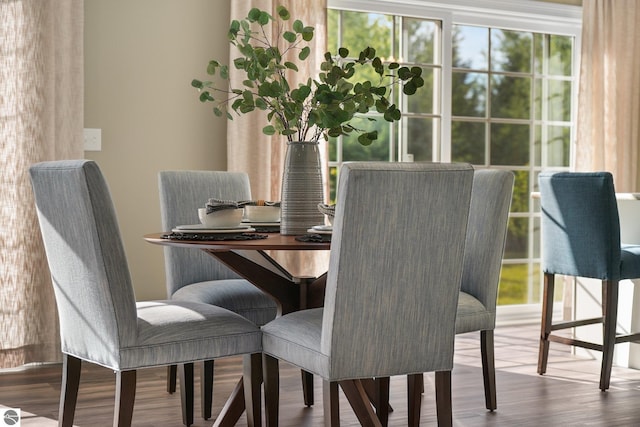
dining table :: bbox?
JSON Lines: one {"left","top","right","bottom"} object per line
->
{"left": 144, "top": 230, "right": 331, "bottom": 426}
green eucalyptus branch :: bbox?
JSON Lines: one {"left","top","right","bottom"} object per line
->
{"left": 191, "top": 6, "right": 424, "bottom": 145}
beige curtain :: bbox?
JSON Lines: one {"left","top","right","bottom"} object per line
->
{"left": 575, "top": 0, "right": 640, "bottom": 191}
{"left": 0, "top": 0, "right": 84, "bottom": 368}
{"left": 228, "top": 0, "right": 329, "bottom": 278}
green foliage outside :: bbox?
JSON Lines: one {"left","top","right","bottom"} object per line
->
{"left": 329, "top": 10, "right": 574, "bottom": 305}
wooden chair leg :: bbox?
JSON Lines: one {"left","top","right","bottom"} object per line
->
{"left": 302, "top": 370, "right": 314, "bottom": 406}
{"left": 167, "top": 365, "right": 177, "bottom": 393}
{"left": 178, "top": 363, "right": 194, "bottom": 427}
{"left": 538, "top": 272, "right": 555, "bottom": 375}
{"left": 201, "top": 360, "right": 214, "bottom": 420}
{"left": 481, "top": 329, "right": 497, "bottom": 410}
{"left": 435, "top": 371, "right": 452, "bottom": 427}
{"left": 114, "top": 370, "right": 136, "bottom": 427}
{"left": 263, "top": 354, "right": 279, "bottom": 427}
{"left": 407, "top": 373, "right": 423, "bottom": 427}
{"left": 59, "top": 354, "right": 81, "bottom": 427}
{"left": 323, "top": 380, "right": 340, "bottom": 427}
{"left": 600, "top": 279, "right": 618, "bottom": 391}
{"left": 339, "top": 380, "right": 381, "bottom": 427}
{"left": 373, "top": 377, "right": 390, "bottom": 426}
{"left": 361, "top": 378, "right": 393, "bottom": 418}
{"left": 243, "top": 353, "right": 262, "bottom": 427}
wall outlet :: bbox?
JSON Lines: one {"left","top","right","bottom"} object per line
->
{"left": 84, "top": 128, "right": 102, "bottom": 151}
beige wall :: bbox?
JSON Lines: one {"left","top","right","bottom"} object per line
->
{"left": 84, "top": 0, "right": 231, "bottom": 299}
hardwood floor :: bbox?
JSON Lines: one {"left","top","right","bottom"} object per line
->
{"left": 2, "top": 322, "right": 640, "bottom": 426}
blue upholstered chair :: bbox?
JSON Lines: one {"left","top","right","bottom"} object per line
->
{"left": 538, "top": 171, "right": 640, "bottom": 390}
{"left": 455, "top": 169, "right": 514, "bottom": 411}
{"left": 30, "top": 160, "right": 262, "bottom": 427}
{"left": 261, "top": 162, "right": 474, "bottom": 426}
{"left": 158, "top": 171, "right": 277, "bottom": 421}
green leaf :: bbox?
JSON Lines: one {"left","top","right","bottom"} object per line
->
{"left": 338, "top": 47, "right": 349, "bottom": 58}
{"left": 283, "top": 31, "right": 296, "bottom": 43}
{"left": 293, "top": 20, "right": 303, "bottom": 33}
{"left": 301, "top": 27, "right": 314, "bottom": 41}
{"left": 213, "top": 107, "right": 223, "bottom": 117}
{"left": 299, "top": 46, "right": 311, "bottom": 61}
{"left": 284, "top": 61, "right": 299, "bottom": 72}
{"left": 199, "top": 91, "right": 212, "bottom": 102}
{"left": 242, "top": 80, "right": 254, "bottom": 88}
{"left": 255, "top": 98, "right": 268, "bottom": 109}
{"left": 191, "top": 79, "right": 203, "bottom": 89}
{"left": 263, "top": 125, "right": 276, "bottom": 135}
{"left": 389, "top": 62, "right": 399, "bottom": 70}
{"left": 247, "top": 8, "right": 261, "bottom": 22}
{"left": 282, "top": 129, "right": 297, "bottom": 136}
{"left": 403, "top": 81, "right": 417, "bottom": 95}
{"left": 358, "top": 131, "right": 378, "bottom": 146}
{"left": 276, "top": 5, "right": 290, "bottom": 20}
{"left": 258, "top": 11, "right": 270, "bottom": 26}
{"left": 206, "top": 60, "right": 219, "bottom": 75}
{"left": 220, "top": 65, "right": 229, "bottom": 79}
{"left": 397, "top": 66, "right": 412, "bottom": 80}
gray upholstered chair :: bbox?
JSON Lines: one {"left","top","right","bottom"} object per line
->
{"left": 455, "top": 169, "right": 514, "bottom": 411}
{"left": 158, "top": 171, "right": 277, "bottom": 421}
{"left": 538, "top": 171, "right": 640, "bottom": 391}
{"left": 29, "top": 160, "right": 262, "bottom": 427}
{"left": 262, "top": 162, "right": 474, "bottom": 426}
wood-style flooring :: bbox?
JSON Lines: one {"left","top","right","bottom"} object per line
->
{"left": 2, "top": 322, "right": 640, "bottom": 426}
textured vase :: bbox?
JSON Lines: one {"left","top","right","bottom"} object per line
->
{"left": 280, "top": 140, "right": 324, "bottom": 235}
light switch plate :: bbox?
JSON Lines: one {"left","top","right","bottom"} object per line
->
{"left": 84, "top": 128, "right": 102, "bottom": 151}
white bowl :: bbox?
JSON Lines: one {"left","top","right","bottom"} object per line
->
{"left": 198, "top": 208, "right": 243, "bottom": 228}
{"left": 244, "top": 205, "right": 280, "bottom": 223}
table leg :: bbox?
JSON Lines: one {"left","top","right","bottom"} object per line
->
{"left": 212, "top": 379, "right": 245, "bottom": 427}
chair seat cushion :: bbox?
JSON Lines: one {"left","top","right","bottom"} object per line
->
{"left": 621, "top": 244, "right": 640, "bottom": 279}
{"left": 455, "top": 292, "right": 494, "bottom": 334}
{"left": 171, "top": 279, "right": 277, "bottom": 326}
{"left": 112, "top": 300, "right": 261, "bottom": 371}
{"left": 262, "top": 308, "right": 330, "bottom": 378}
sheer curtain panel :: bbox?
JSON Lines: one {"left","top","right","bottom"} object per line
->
{"left": 576, "top": 0, "right": 640, "bottom": 191}
{"left": 0, "top": 0, "right": 83, "bottom": 368}
{"left": 227, "top": 0, "right": 329, "bottom": 278}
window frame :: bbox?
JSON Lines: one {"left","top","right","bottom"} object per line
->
{"left": 327, "top": 0, "right": 582, "bottom": 312}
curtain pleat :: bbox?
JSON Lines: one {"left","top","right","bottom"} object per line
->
{"left": 576, "top": 0, "right": 640, "bottom": 191}
{"left": 227, "top": 0, "right": 329, "bottom": 278}
{"left": 0, "top": 0, "right": 84, "bottom": 368}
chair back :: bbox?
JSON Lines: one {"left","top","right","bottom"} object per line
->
{"left": 539, "top": 171, "right": 621, "bottom": 280}
{"left": 158, "top": 171, "right": 251, "bottom": 295}
{"left": 29, "top": 160, "right": 137, "bottom": 367}
{"left": 460, "top": 169, "right": 514, "bottom": 322}
{"left": 321, "top": 162, "right": 474, "bottom": 379}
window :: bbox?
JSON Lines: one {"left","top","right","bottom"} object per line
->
{"left": 328, "top": 0, "right": 582, "bottom": 306}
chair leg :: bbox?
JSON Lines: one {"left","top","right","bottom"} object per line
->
{"left": 369, "top": 377, "right": 390, "bottom": 426}
{"left": 435, "top": 371, "right": 452, "bottom": 427}
{"left": 201, "top": 360, "right": 214, "bottom": 420}
{"left": 114, "top": 370, "right": 136, "bottom": 427}
{"left": 243, "top": 353, "right": 262, "bottom": 427}
{"left": 538, "top": 272, "right": 555, "bottom": 375}
{"left": 480, "top": 329, "right": 497, "bottom": 410}
{"left": 407, "top": 373, "right": 423, "bottom": 427}
{"left": 600, "top": 279, "right": 618, "bottom": 391}
{"left": 323, "top": 380, "right": 340, "bottom": 427}
{"left": 339, "top": 379, "right": 381, "bottom": 427}
{"left": 263, "top": 354, "right": 279, "bottom": 427}
{"left": 178, "top": 363, "right": 194, "bottom": 427}
{"left": 167, "top": 365, "right": 177, "bottom": 393}
{"left": 59, "top": 354, "right": 81, "bottom": 427}
{"left": 302, "top": 370, "right": 314, "bottom": 406}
